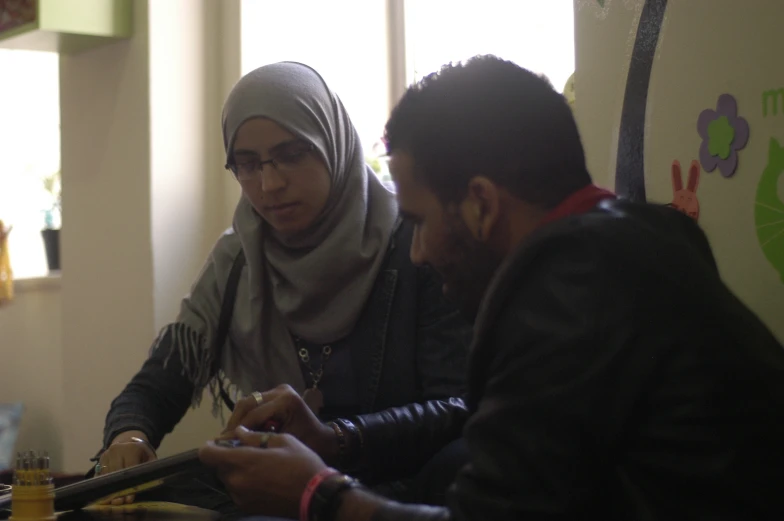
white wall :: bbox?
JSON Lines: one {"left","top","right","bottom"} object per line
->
{"left": 0, "top": 281, "right": 63, "bottom": 470}
{"left": 0, "top": 0, "right": 243, "bottom": 472}
{"left": 148, "top": 0, "right": 242, "bottom": 461}
{"left": 574, "top": 0, "right": 784, "bottom": 342}
{"left": 59, "top": 0, "right": 156, "bottom": 472}
{"left": 149, "top": 0, "right": 219, "bottom": 331}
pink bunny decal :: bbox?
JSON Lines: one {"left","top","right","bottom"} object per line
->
{"left": 671, "top": 160, "right": 701, "bottom": 221}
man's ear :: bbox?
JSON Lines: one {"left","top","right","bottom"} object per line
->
{"left": 460, "top": 176, "right": 501, "bottom": 241}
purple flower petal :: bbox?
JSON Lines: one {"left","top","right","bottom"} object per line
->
{"left": 696, "top": 94, "right": 748, "bottom": 178}
{"left": 732, "top": 116, "right": 750, "bottom": 150}
{"left": 700, "top": 141, "right": 719, "bottom": 172}
{"left": 716, "top": 93, "right": 738, "bottom": 118}
{"left": 697, "top": 109, "right": 716, "bottom": 139}
{"left": 718, "top": 151, "right": 738, "bottom": 178}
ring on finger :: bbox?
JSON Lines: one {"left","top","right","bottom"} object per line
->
{"left": 258, "top": 433, "right": 271, "bottom": 449}
{"left": 94, "top": 463, "right": 108, "bottom": 476}
{"left": 251, "top": 391, "right": 264, "bottom": 406}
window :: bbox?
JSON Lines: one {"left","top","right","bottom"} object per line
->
{"left": 241, "top": 0, "right": 390, "bottom": 174}
{"left": 238, "top": 0, "right": 575, "bottom": 188}
{"left": 404, "top": 0, "right": 575, "bottom": 92}
{"left": 0, "top": 49, "right": 60, "bottom": 280}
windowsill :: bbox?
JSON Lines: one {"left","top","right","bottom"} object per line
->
{"left": 13, "top": 271, "right": 61, "bottom": 293}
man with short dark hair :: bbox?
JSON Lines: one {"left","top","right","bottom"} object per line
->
{"left": 199, "top": 55, "right": 784, "bottom": 521}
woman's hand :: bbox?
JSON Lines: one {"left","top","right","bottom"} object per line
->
{"left": 222, "top": 385, "right": 339, "bottom": 465}
{"left": 96, "top": 431, "right": 157, "bottom": 505}
{"left": 200, "top": 427, "right": 328, "bottom": 518}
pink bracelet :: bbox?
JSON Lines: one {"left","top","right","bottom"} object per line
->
{"left": 300, "top": 468, "right": 340, "bottom": 521}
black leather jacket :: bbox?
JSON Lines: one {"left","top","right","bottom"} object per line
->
{"left": 349, "top": 200, "right": 784, "bottom": 521}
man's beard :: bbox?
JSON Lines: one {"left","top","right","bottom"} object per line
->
{"left": 436, "top": 217, "right": 503, "bottom": 322}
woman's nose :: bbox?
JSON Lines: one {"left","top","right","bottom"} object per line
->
{"left": 260, "top": 167, "right": 286, "bottom": 193}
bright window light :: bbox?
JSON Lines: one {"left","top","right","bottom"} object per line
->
{"left": 241, "top": 0, "right": 390, "bottom": 159}
{"left": 0, "top": 49, "right": 60, "bottom": 280}
{"left": 405, "top": 0, "right": 575, "bottom": 93}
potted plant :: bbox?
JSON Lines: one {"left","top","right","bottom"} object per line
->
{"left": 367, "top": 139, "right": 394, "bottom": 191}
{"left": 41, "top": 170, "right": 61, "bottom": 272}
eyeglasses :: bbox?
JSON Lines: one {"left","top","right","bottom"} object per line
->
{"left": 226, "top": 141, "right": 316, "bottom": 182}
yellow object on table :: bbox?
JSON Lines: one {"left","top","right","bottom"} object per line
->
{"left": 84, "top": 502, "right": 219, "bottom": 518}
{"left": 10, "top": 451, "right": 55, "bottom": 521}
{"left": 10, "top": 484, "right": 55, "bottom": 521}
{"left": 0, "top": 220, "right": 13, "bottom": 305}
{"left": 55, "top": 503, "right": 220, "bottom": 521}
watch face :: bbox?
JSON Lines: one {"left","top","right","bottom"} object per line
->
{"left": 0, "top": 403, "right": 23, "bottom": 471}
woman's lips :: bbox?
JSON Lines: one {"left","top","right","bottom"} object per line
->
{"left": 265, "top": 202, "right": 300, "bottom": 219}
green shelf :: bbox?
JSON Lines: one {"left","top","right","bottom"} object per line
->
{"left": 0, "top": 0, "right": 133, "bottom": 54}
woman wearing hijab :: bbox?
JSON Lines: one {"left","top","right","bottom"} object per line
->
{"left": 93, "top": 63, "right": 469, "bottom": 494}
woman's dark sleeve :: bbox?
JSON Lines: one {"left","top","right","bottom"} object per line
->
{"left": 100, "top": 235, "right": 239, "bottom": 453}
{"left": 102, "top": 327, "right": 198, "bottom": 449}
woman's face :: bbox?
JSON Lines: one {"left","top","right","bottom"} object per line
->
{"left": 230, "top": 117, "right": 331, "bottom": 234}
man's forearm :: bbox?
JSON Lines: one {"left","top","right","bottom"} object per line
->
{"left": 337, "top": 489, "right": 450, "bottom": 521}
{"left": 350, "top": 397, "right": 468, "bottom": 482}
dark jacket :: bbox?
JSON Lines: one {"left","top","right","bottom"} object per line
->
{"left": 352, "top": 200, "right": 784, "bottom": 520}
{"left": 102, "top": 220, "right": 471, "bottom": 449}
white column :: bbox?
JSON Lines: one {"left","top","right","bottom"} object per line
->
{"left": 59, "top": 0, "right": 238, "bottom": 470}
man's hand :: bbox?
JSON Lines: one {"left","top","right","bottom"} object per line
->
{"left": 221, "top": 384, "right": 340, "bottom": 466}
{"left": 97, "top": 430, "right": 157, "bottom": 504}
{"left": 200, "top": 427, "right": 328, "bottom": 518}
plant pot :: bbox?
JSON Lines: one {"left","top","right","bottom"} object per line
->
{"left": 41, "top": 228, "right": 61, "bottom": 272}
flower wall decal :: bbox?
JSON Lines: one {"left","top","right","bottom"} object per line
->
{"left": 755, "top": 138, "right": 784, "bottom": 283}
{"left": 697, "top": 94, "right": 749, "bottom": 178}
